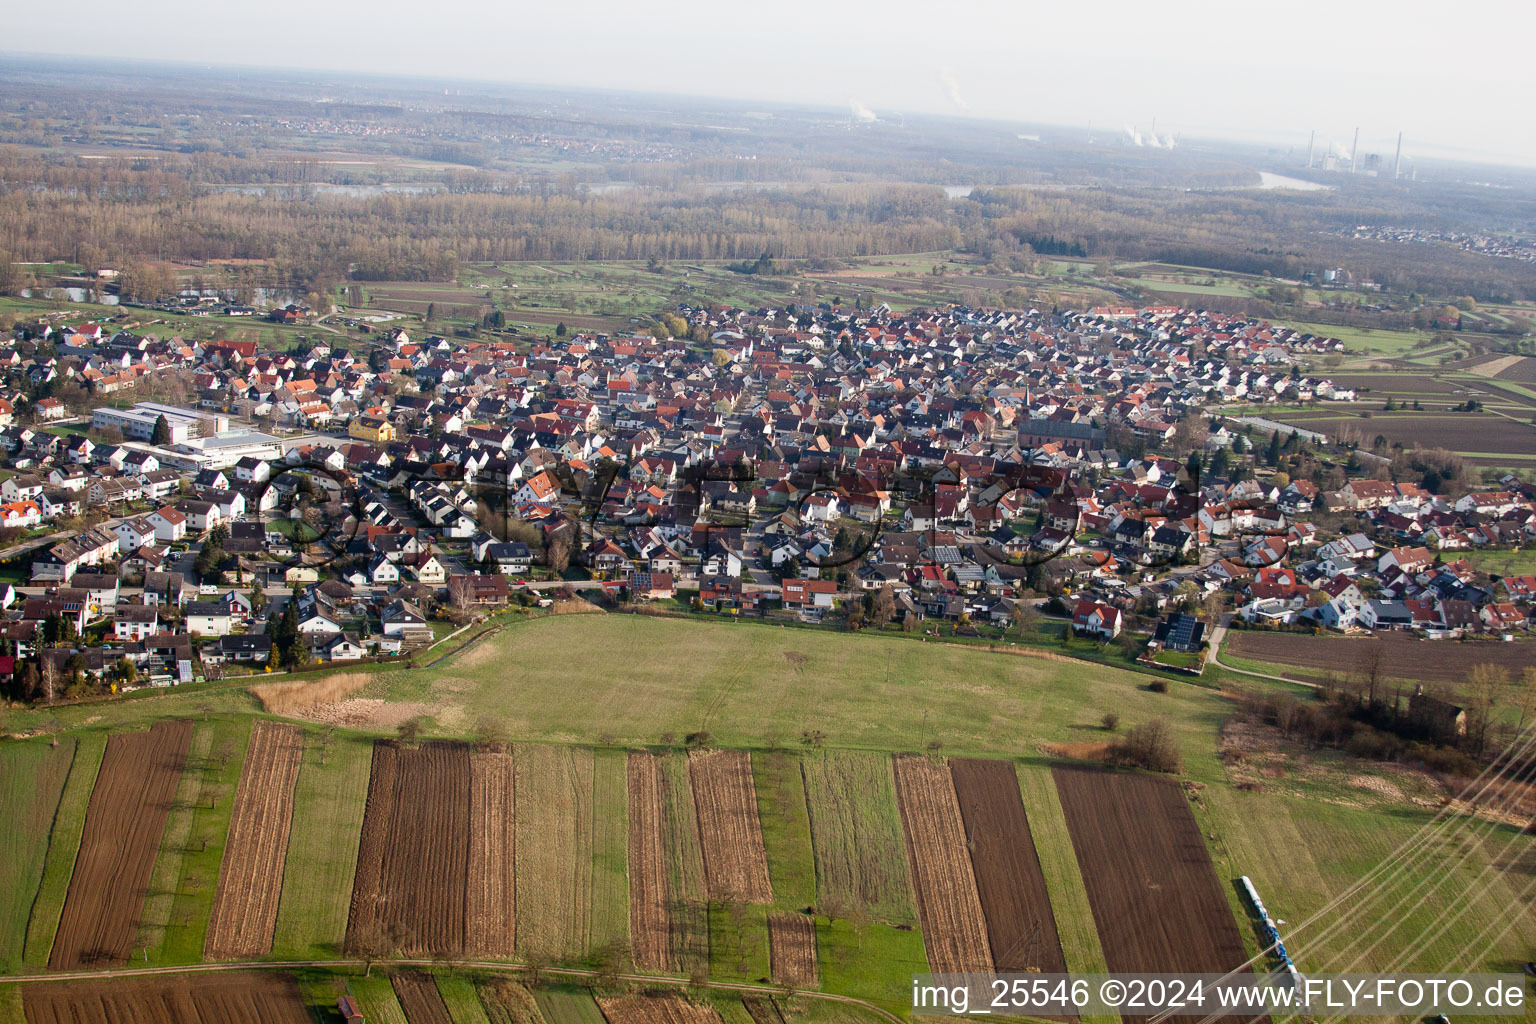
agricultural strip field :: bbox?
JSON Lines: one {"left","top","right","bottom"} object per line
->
{"left": 49, "top": 720, "right": 193, "bottom": 970}
{"left": 348, "top": 741, "right": 472, "bottom": 956}
{"left": 466, "top": 750, "right": 516, "bottom": 957}
{"left": 767, "top": 912, "right": 819, "bottom": 989}
{"left": 134, "top": 723, "right": 216, "bottom": 961}
{"left": 204, "top": 721, "right": 304, "bottom": 959}
{"left": 589, "top": 749, "right": 631, "bottom": 957}
{"left": 514, "top": 744, "right": 594, "bottom": 963}
{"left": 351, "top": 975, "right": 410, "bottom": 1024}
{"left": 627, "top": 751, "right": 675, "bottom": 972}
{"left": 534, "top": 987, "right": 607, "bottom": 1024}
{"left": 688, "top": 750, "right": 774, "bottom": 904}
{"left": 1222, "top": 630, "right": 1536, "bottom": 687}
{"left": 437, "top": 976, "right": 495, "bottom": 1024}
{"left": 20, "top": 971, "right": 311, "bottom": 1024}
{"left": 626, "top": 751, "right": 709, "bottom": 973}
{"left": 1014, "top": 763, "right": 1109, "bottom": 977}
{"left": 21, "top": 734, "right": 106, "bottom": 969}
{"left": 1053, "top": 767, "right": 1251, "bottom": 1024}
{"left": 597, "top": 993, "right": 723, "bottom": 1024}
{"left": 393, "top": 972, "right": 454, "bottom": 1024}
{"left": 750, "top": 753, "right": 816, "bottom": 910}
{"left": 478, "top": 979, "right": 546, "bottom": 1024}
{"left": 0, "top": 738, "right": 75, "bottom": 971}
{"left": 271, "top": 730, "right": 372, "bottom": 958}
{"left": 891, "top": 756, "right": 993, "bottom": 974}
{"left": 800, "top": 751, "right": 915, "bottom": 925}
{"left": 1271, "top": 410, "right": 1536, "bottom": 455}
{"left": 948, "top": 759, "right": 1068, "bottom": 974}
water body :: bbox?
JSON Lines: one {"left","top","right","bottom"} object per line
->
{"left": 20, "top": 287, "right": 119, "bottom": 305}
{"left": 206, "top": 182, "right": 443, "bottom": 198}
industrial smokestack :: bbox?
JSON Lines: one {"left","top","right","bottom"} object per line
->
{"left": 1351, "top": 127, "right": 1360, "bottom": 173}
{"left": 1306, "top": 130, "right": 1315, "bottom": 169}
{"left": 1393, "top": 132, "right": 1403, "bottom": 180}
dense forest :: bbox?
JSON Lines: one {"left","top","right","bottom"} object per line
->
{"left": 1, "top": 58, "right": 1535, "bottom": 303}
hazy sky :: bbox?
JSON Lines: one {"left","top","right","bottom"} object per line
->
{"left": 10, "top": 0, "right": 1536, "bottom": 166}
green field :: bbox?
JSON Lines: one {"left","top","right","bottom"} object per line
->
{"left": 371, "top": 614, "right": 1229, "bottom": 757}
{"left": 0, "top": 295, "right": 342, "bottom": 351}
{"left": 349, "top": 974, "right": 408, "bottom": 1024}
{"left": 0, "top": 738, "right": 75, "bottom": 971}
{"left": 271, "top": 728, "right": 373, "bottom": 958}
{"left": 1462, "top": 547, "right": 1536, "bottom": 577}
{"left": 532, "top": 986, "right": 606, "bottom": 1024}
{"left": 800, "top": 751, "right": 915, "bottom": 926}
{"left": 589, "top": 748, "right": 631, "bottom": 959}
{"left": 1281, "top": 319, "right": 1428, "bottom": 355}
{"left": 437, "top": 975, "right": 495, "bottom": 1024}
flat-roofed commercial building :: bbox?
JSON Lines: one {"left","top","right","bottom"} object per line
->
{"left": 92, "top": 403, "right": 230, "bottom": 442}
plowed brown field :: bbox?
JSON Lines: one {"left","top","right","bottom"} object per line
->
{"left": 949, "top": 759, "right": 1067, "bottom": 974}
{"left": 1224, "top": 630, "right": 1536, "bottom": 686}
{"left": 348, "top": 742, "right": 472, "bottom": 955}
{"left": 467, "top": 750, "right": 515, "bottom": 957}
{"left": 1053, "top": 766, "right": 1256, "bottom": 1024}
{"left": 891, "top": 756, "right": 993, "bottom": 974}
{"left": 205, "top": 721, "right": 305, "bottom": 959}
{"left": 767, "top": 912, "right": 818, "bottom": 989}
{"left": 21, "top": 971, "right": 309, "bottom": 1024}
{"left": 688, "top": 750, "right": 773, "bottom": 904}
{"left": 49, "top": 720, "right": 194, "bottom": 969}
{"left": 627, "top": 752, "right": 673, "bottom": 972}
{"left": 597, "top": 992, "right": 722, "bottom": 1024}
{"left": 392, "top": 972, "right": 453, "bottom": 1024}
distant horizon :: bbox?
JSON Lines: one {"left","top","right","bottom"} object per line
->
{"left": 5, "top": 49, "right": 1533, "bottom": 174}
{"left": 3, "top": 0, "right": 1535, "bottom": 171}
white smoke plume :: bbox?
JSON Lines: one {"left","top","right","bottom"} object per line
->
{"left": 849, "top": 99, "right": 877, "bottom": 122}
{"left": 940, "top": 68, "right": 970, "bottom": 111}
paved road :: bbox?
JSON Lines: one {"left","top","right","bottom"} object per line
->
{"left": 1206, "top": 612, "right": 1318, "bottom": 688}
